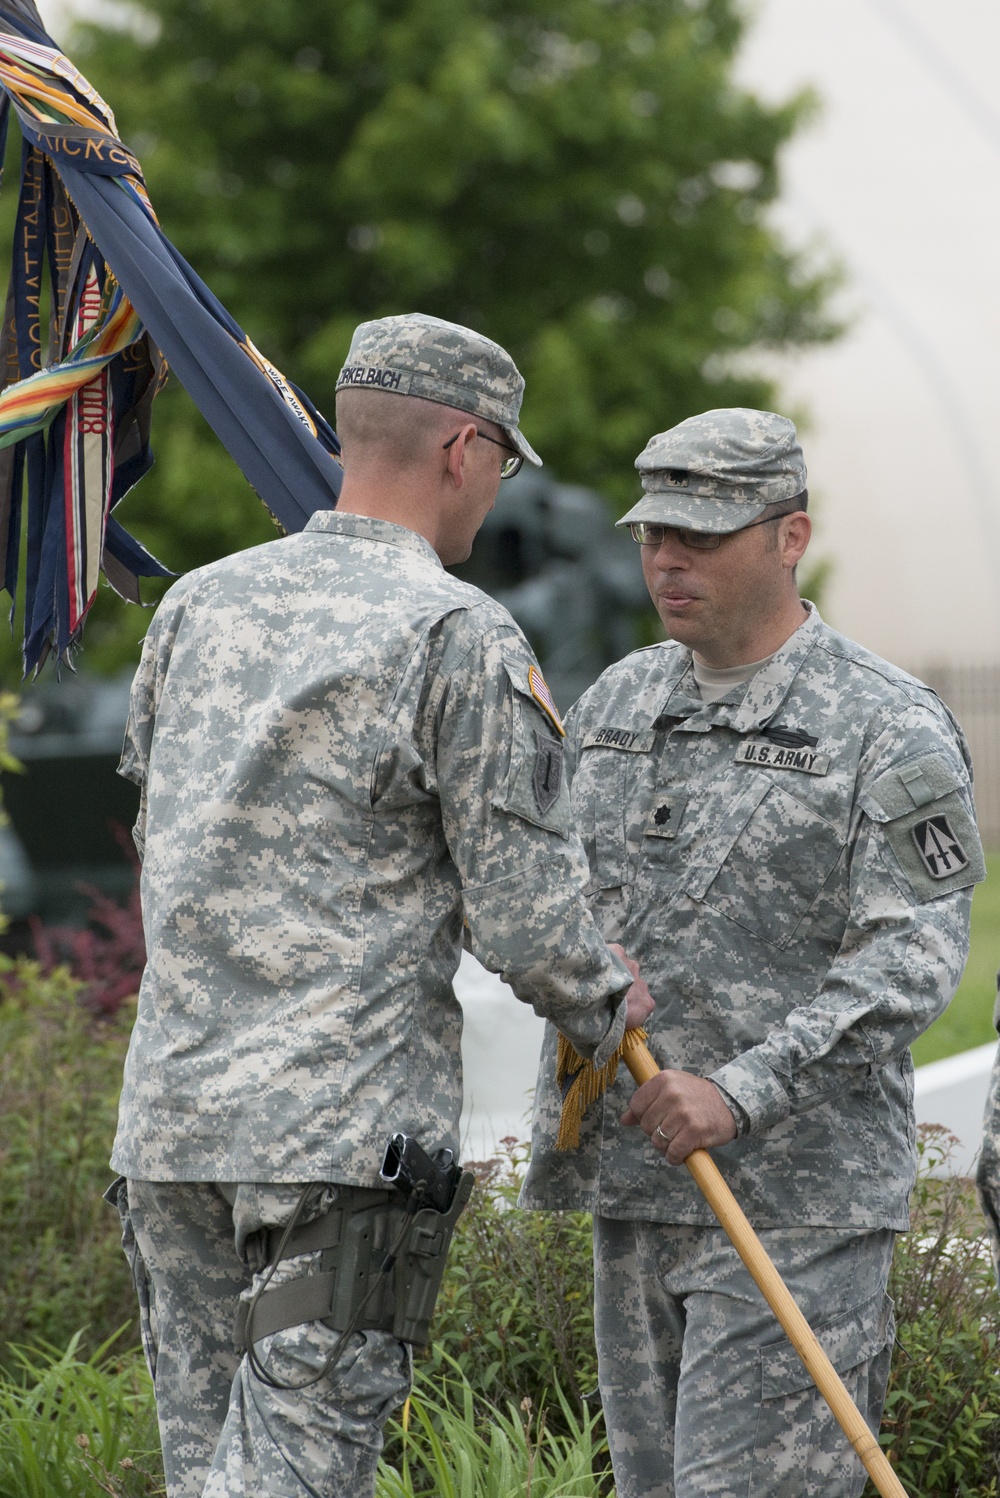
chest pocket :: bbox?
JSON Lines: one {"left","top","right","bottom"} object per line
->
{"left": 573, "top": 746, "right": 627, "bottom": 891}
{"left": 689, "top": 771, "right": 845, "bottom": 948}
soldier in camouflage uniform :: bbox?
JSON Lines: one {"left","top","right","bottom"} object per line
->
{"left": 107, "top": 313, "right": 653, "bottom": 1498}
{"left": 521, "top": 408, "right": 984, "bottom": 1498}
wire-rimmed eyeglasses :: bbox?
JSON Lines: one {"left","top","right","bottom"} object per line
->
{"left": 627, "top": 514, "right": 784, "bottom": 551}
{"left": 443, "top": 427, "right": 523, "bottom": 479}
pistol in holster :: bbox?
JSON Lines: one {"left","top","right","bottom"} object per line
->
{"left": 235, "top": 1134, "right": 474, "bottom": 1351}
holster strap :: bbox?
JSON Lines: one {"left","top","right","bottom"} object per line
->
{"left": 260, "top": 1202, "right": 363, "bottom": 1266}
{"left": 234, "top": 1271, "right": 347, "bottom": 1347}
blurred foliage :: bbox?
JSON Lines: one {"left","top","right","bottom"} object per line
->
{"left": 0, "top": 960, "right": 138, "bottom": 1363}
{"left": 0, "top": 0, "right": 839, "bottom": 676}
{"left": 30, "top": 872, "right": 147, "bottom": 1017}
{"left": 0, "top": 689, "right": 21, "bottom": 917}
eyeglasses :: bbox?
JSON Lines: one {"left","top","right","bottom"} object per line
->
{"left": 443, "top": 427, "right": 523, "bottom": 479}
{"left": 628, "top": 514, "right": 785, "bottom": 551}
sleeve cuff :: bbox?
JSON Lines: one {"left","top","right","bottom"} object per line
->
{"left": 591, "top": 991, "right": 629, "bottom": 1071}
{"left": 711, "top": 1082, "right": 752, "bottom": 1138}
{"left": 709, "top": 1052, "right": 790, "bottom": 1135}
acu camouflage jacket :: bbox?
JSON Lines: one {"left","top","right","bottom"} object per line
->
{"left": 111, "top": 511, "right": 630, "bottom": 1185}
{"left": 521, "top": 606, "right": 984, "bottom": 1230}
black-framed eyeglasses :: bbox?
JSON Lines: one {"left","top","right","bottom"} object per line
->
{"left": 628, "top": 514, "right": 784, "bottom": 551}
{"left": 443, "top": 427, "right": 523, "bottom": 479}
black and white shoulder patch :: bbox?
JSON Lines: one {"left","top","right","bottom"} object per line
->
{"left": 911, "top": 814, "right": 969, "bottom": 880}
{"left": 532, "top": 730, "right": 564, "bottom": 815}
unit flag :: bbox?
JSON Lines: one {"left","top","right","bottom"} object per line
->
{"left": 0, "top": 0, "right": 343, "bottom": 672}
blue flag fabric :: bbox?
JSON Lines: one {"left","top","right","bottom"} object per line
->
{"left": 0, "top": 0, "right": 341, "bottom": 673}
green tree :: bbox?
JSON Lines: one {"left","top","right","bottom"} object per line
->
{"left": 9, "top": 0, "right": 836, "bottom": 675}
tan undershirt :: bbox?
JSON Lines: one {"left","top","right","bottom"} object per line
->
{"left": 691, "top": 650, "right": 777, "bottom": 704}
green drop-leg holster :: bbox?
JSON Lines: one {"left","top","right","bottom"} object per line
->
{"left": 235, "top": 1175, "right": 474, "bottom": 1351}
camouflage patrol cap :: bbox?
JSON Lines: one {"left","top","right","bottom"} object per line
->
{"left": 336, "top": 312, "right": 542, "bottom": 467}
{"left": 618, "top": 408, "right": 806, "bottom": 534}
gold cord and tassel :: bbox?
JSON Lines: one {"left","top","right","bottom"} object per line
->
{"left": 555, "top": 1027, "right": 651, "bottom": 1150}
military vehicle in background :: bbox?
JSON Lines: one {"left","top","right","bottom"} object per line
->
{"left": 1, "top": 470, "right": 653, "bottom": 921}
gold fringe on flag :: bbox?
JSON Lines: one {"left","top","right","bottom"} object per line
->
{"left": 555, "top": 1027, "right": 651, "bottom": 1150}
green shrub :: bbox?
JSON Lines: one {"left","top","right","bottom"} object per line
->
{"left": 0, "top": 961, "right": 137, "bottom": 1364}
{"left": 427, "top": 1142, "right": 598, "bottom": 1416}
{"left": 867, "top": 1127, "right": 1000, "bottom": 1498}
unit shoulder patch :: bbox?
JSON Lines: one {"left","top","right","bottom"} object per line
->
{"left": 532, "top": 730, "right": 564, "bottom": 815}
{"left": 911, "top": 814, "right": 969, "bottom": 880}
{"left": 735, "top": 739, "right": 830, "bottom": 776}
{"left": 876, "top": 786, "right": 985, "bottom": 901}
{"left": 528, "top": 664, "right": 564, "bottom": 737}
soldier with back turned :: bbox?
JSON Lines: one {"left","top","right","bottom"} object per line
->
{"left": 106, "top": 313, "right": 653, "bottom": 1498}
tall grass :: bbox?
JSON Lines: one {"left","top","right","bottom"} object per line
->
{"left": 0, "top": 1341, "right": 606, "bottom": 1498}
{"left": 0, "top": 1334, "right": 161, "bottom": 1497}
{"left": 382, "top": 1360, "right": 611, "bottom": 1498}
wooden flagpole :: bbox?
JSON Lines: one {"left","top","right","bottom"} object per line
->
{"left": 623, "top": 1038, "right": 909, "bottom": 1498}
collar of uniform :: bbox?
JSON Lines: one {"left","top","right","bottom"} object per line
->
{"left": 730, "top": 601, "right": 824, "bottom": 734}
{"left": 652, "top": 650, "right": 709, "bottom": 729}
{"left": 651, "top": 603, "right": 824, "bottom": 734}
{"left": 304, "top": 509, "right": 442, "bottom": 566}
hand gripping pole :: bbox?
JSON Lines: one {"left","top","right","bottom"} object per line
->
{"left": 624, "top": 1037, "right": 909, "bottom": 1498}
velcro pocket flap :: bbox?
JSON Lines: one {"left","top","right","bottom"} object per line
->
{"left": 685, "top": 772, "right": 772, "bottom": 901}
{"left": 860, "top": 752, "right": 965, "bottom": 823}
{"left": 503, "top": 658, "right": 532, "bottom": 700}
{"left": 760, "top": 1290, "right": 894, "bottom": 1401}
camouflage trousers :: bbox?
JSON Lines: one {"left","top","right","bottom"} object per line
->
{"left": 593, "top": 1217, "right": 896, "bottom": 1498}
{"left": 109, "top": 1178, "right": 412, "bottom": 1498}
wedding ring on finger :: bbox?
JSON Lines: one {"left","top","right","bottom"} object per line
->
{"left": 655, "top": 1123, "right": 670, "bottom": 1143}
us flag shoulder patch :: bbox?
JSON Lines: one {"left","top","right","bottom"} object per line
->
{"left": 911, "top": 814, "right": 969, "bottom": 879}
{"left": 528, "top": 664, "right": 565, "bottom": 737}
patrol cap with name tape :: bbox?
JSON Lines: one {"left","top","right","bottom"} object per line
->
{"left": 618, "top": 407, "right": 806, "bottom": 533}
{"left": 336, "top": 312, "right": 542, "bottom": 467}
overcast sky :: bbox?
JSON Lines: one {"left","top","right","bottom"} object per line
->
{"left": 40, "top": 0, "right": 1000, "bottom": 669}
